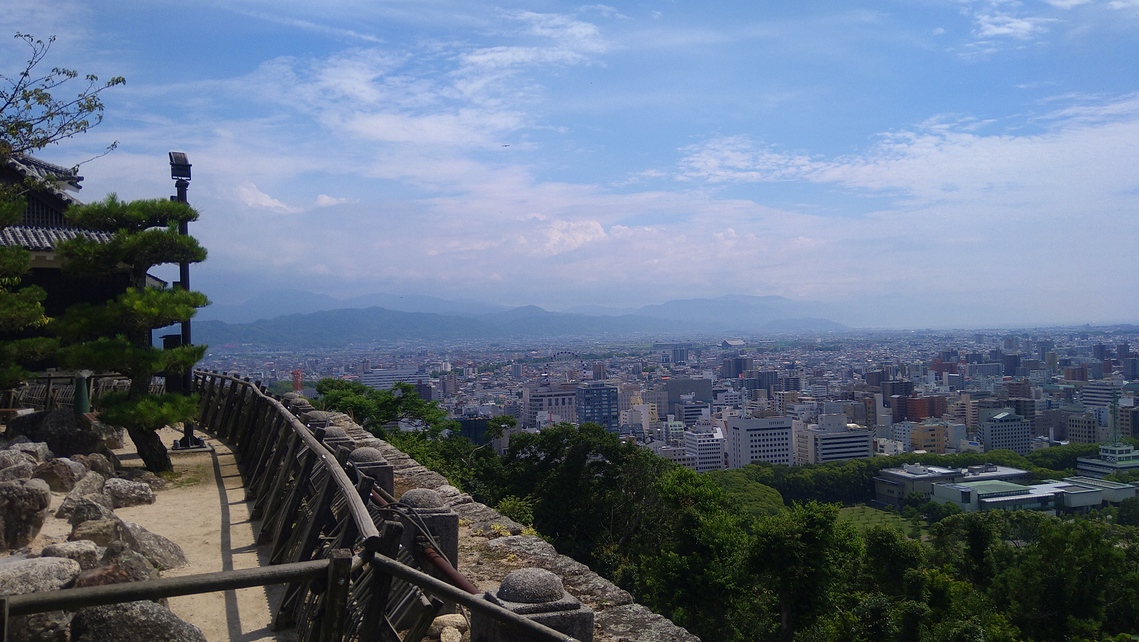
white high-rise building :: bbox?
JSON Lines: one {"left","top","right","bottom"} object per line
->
{"left": 980, "top": 411, "right": 1032, "bottom": 455}
{"left": 793, "top": 414, "right": 874, "bottom": 465}
{"left": 359, "top": 368, "right": 427, "bottom": 390}
{"left": 726, "top": 416, "right": 793, "bottom": 468}
{"left": 683, "top": 424, "right": 727, "bottom": 473}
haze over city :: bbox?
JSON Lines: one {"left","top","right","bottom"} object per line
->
{"left": 5, "top": 0, "right": 1138, "bottom": 328}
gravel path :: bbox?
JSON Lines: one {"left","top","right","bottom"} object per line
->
{"left": 112, "top": 426, "right": 293, "bottom": 642}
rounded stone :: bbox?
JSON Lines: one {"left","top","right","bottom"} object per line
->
{"left": 497, "top": 568, "right": 565, "bottom": 604}
{"left": 348, "top": 447, "right": 387, "bottom": 464}
{"left": 0, "top": 557, "right": 82, "bottom": 596}
{"left": 400, "top": 488, "right": 444, "bottom": 508}
{"left": 321, "top": 426, "right": 349, "bottom": 440}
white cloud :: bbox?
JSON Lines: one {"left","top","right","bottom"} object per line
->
{"left": 677, "top": 136, "right": 825, "bottom": 183}
{"left": 539, "top": 219, "right": 608, "bottom": 254}
{"left": 235, "top": 181, "right": 300, "bottom": 213}
{"left": 315, "top": 194, "right": 351, "bottom": 207}
{"left": 974, "top": 12, "right": 1054, "bottom": 40}
{"left": 511, "top": 11, "right": 609, "bottom": 54}
{"left": 677, "top": 94, "right": 1139, "bottom": 210}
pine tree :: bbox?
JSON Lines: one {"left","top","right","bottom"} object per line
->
{"left": 53, "top": 195, "right": 208, "bottom": 472}
{"left": 0, "top": 32, "right": 124, "bottom": 392}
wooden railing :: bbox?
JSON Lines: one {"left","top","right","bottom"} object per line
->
{"left": 2, "top": 371, "right": 576, "bottom": 642}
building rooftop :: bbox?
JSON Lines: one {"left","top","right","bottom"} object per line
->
{"left": 0, "top": 225, "right": 113, "bottom": 251}
{"left": 959, "top": 480, "right": 1027, "bottom": 496}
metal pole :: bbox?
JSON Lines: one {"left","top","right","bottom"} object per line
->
{"left": 174, "top": 176, "right": 201, "bottom": 448}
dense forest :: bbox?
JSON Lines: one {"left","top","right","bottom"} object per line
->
{"left": 316, "top": 380, "right": 1139, "bottom": 642}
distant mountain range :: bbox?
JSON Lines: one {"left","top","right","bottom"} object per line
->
{"left": 196, "top": 289, "right": 508, "bottom": 323}
{"left": 194, "top": 293, "right": 849, "bottom": 349}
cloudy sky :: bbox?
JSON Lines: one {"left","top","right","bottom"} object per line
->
{"left": 5, "top": 0, "right": 1138, "bottom": 328}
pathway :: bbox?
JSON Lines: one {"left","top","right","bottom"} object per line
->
{"left": 113, "top": 426, "right": 293, "bottom": 642}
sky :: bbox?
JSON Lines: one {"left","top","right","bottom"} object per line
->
{"left": 4, "top": 0, "right": 1138, "bottom": 328}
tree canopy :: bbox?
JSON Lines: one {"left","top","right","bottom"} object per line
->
{"left": 0, "top": 33, "right": 124, "bottom": 391}
{"left": 54, "top": 195, "right": 207, "bottom": 472}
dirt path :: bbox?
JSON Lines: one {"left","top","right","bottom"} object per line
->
{"left": 113, "top": 426, "right": 294, "bottom": 642}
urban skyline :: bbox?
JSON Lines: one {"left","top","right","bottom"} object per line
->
{"left": 5, "top": 1, "right": 1138, "bottom": 327}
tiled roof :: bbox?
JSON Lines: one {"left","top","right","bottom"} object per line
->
{"left": 3, "top": 154, "right": 83, "bottom": 194}
{"left": 0, "top": 226, "right": 114, "bottom": 251}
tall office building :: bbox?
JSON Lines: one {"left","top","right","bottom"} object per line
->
{"left": 683, "top": 425, "right": 727, "bottom": 472}
{"left": 980, "top": 411, "right": 1032, "bottom": 455}
{"left": 359, "top": 368, "right": 427, "bottom": 390}
{"left": 1081, "top": 380, "right": 1124, "bottom": 409}
{"left": 522, "top": 383, "right": 579, "bottom": 428}
{"left": 793, "top": 414, "right": 873, "bottom": 465}
{"left": 726, "top": 416, "right": 794, "bottom": 468}
{"left": 1067, "top": 413, "right": 1099, "bottom": 444}
{"left": 576, "top": 381, "right": 619, "bottom": 432}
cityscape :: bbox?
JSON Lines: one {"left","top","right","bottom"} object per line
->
{"left": 3, "top": 1, "right": 1139, "bottom": 640}
{"left": 204, "top": 323, "right": 1139, "bottom": 507}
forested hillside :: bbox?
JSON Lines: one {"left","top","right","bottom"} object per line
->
{"left": 317, "top": 380, "right": 1139, "bottom": 642}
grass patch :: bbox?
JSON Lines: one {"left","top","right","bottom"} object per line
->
{"left": 159, "top": 467, "right": 206, "bottom": 489}
{"left": 840, "top": 505, "right": 927, "bottom": 538}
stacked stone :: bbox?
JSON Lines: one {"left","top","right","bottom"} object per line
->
{"left": 364, "top": 442, "right": 698, "bottom": 641}
{"left": 284, "top": 395, "right": 701, "bottom": 642}
{"left": 0, "top": 412, "right": 202, "bottom": 642}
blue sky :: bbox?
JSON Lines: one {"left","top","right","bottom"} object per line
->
{"left": 5, "top": 0, "right": 1139, "bottom": 327}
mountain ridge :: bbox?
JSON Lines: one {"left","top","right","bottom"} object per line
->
{"left": 195, "top": 296, "right": 850, "bottom": 349}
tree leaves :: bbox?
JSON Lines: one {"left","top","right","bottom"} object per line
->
{"left": 0, "top": 33, "right": 125, "bottom": 158}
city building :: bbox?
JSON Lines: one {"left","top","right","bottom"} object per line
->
{"left": 874, "top": 463, "right": 1029, "bottom": 508}
{"left": 979, "top": 411, "right": 1032, "bottom": 455}
{"left": 360, "top": 368, "right": 428, "bottom": 390}
{"left": 726, "top": 416, "right": 794, "bottom": 468}
{"left": 1076, "top": 442, "right": 1139, "bottom": 478}
{"left": 931, "top": 476, "right": 1134, "bottom": 514}
{"left": 1067, "top": 412, "right": 1099, "bottom": 444}
{"left": 522, "top": 383, "right": 578, "bottom": 428}
{"left": 793, "top": 414, "right": 873, "bottom": 465}
{"left": 910, "top": 421, "right": 949, "bottom": 454}
{"left": 683, "top": 424, "right": 727, "bottom": 472}
{"left": 576, "top": 381, "right": 619, "bottom": 432}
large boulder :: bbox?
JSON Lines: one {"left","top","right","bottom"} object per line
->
{"left": 0, "top": 557, "right": 82, "bottom": 642}
{"left": 6, "top": 610, "right": 72, "bottom": 642}
{"left": 72, "top": 453, "right": 115, "bottom": 478}
{"left": 5, "top": 409, "right": 104, "bottom": 459}
{"left": 0, "top": 449, "right": 35, "bottom": 470}
{"left": 66, "top": 495, "right": 116, "bottom": 527}
{"left": 0, "top": 556, "right": 82, "bottom": 595}
{"left": 0, "top": 478, "right": 52, "bottom": 550}
{"left": 31, "top": 459, "right": 81, "bottom": 492}
{"left": 103, "top": 478, "right": 155, "bottom": 508}
{"left": 0, "top": 461, "right": 34, "bottom": 482}
{"left": 70, "top": 601, "right": 206, "bottom": 642}
{"left": 69, "top": 518, "right": 136, "bottom": 549}
{"left": 55, "top": 472, "right": 107, "bottom": 519}
{"left": 40, "top": 539, "right": 102, "bottom": 570}
{"left": 73, "top": 541, "right": 157, "bottom": 587}
{"left": 10, "top": 442, "right": 52, "bottom": 463}
{"left": 123, "top": 521, "right": 187, "bottom": 570}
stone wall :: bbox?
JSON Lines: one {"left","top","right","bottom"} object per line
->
{"left": 303, "top": 407, "right": 701, "bottom": 642}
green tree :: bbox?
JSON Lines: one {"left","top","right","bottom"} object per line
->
{"left": 705, "top": 468, "right": 785, "bottom": 519}
{"left": 0, "top": 33, "right": 124, "bottom": 390}
{"left": 991, "top": 518, "right": 1121, "bottom": 640}
{"left": 53, "top": 195, "right": 207, "bottom": 472}
{"left": 1116, "top": 496, "right": 1139, "bottom": 527}
{"left": 749, "top": 502, "right": 862, "bottom": 641}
